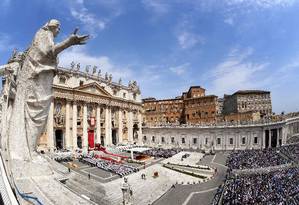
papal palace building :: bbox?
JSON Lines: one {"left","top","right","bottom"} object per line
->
{"left": 37, "top": 65, "right": 143, "bottom": 152}
{"left": 143, "top": 86, "right": 272, "bottom": 126}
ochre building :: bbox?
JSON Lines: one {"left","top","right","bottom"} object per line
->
{"left": 143, "top": 86, "right": 218, "bottom": 126}
{"left": 143, "top": 87, "right": 272, "bottom": 126}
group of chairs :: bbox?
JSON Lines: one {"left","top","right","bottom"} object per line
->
{"left": 142, "top": 148, "right": 180, "bottom": 158}
{"left": 52, "top": 150, "right": 73, "bottom": 162}
{"left": 79, "top": 156, "right": 139, "bottom": 177}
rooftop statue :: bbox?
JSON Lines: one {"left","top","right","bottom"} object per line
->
{"left": 92, "top": 65, "right": 97, "bottom": 75}
{"left": 98, "top": 68, "right": 102, "bottom": 77}
{"left": 70, "top": 61, "right": 75, "bottom": 70}
{"left": 108, "top": 74, "right": 112, "bottom": 83}
{"left": 6, "top": 19, "right": 89, "bottom": 163}
{"left": 76, "top": 62, "right": 81, "bottom": 71}
{"left": 85, "top": 65, "right": 90, "bottom": 73}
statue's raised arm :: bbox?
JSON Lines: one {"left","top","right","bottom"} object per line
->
{"left": 54, "top": 26, "right": 89, "bottom": 56}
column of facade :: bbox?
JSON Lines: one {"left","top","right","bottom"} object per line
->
{"left": 127, "top": 110, "right": 133, "bottom": 143}
{"left": 47, "top": 101, "right": 54, "bottom": 152}
{"left": 262, "top": 129, "right": 266, "bottom": 149}
{"left": 105, "top": 106, "right": 112, "bottom": 145}
{"left": 83, "top": 103, "right": 88, "bottom": 151}
{"left": 269, "top": 129, "right": 272, "bottom": 148}
{"left": 96, "top": 105, "right": 101, "bottom": 144}
{"left": 65, "top": 101, "right": 71, "bottom": 149}
{"left": 276, "top": 128, "right": 280, "bottom": 147}
{"left": 118, "top": 109, "right": 123, "bottom": 143}
{"left": 137, "top": 111, "right": 142, "bottom": 145}
{"left": 72, "top": 102, "right": 77, "bottom": 150}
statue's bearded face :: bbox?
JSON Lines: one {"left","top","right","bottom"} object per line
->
{"left": 51, "top": 25, "right": 60, "bottom": 37}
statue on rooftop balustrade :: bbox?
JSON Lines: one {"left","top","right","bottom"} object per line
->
{"left": 92, "top": 65, "right": 97, "bottom": 75}
{"left": 6, "top": 19, "right": 89, "bottom": 161}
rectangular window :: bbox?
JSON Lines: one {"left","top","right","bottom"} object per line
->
{"left": 152, "top": 136, "right": 155, "bottom": 142}
{"left": 161, "top": 137, "right": 165, "bottom": 143}
{"left": 217, "top": 138, "right": 221, "bottom": 145}
{"left": 205, "top": 138, "right": 208, "bottom": 145}
{"left": 242, "top": 137, "right": 246, "bottom": 145}
{"left": 254, "top": 137, "right": 258, "bottom": 144}
{"left": 193, "top": 138, "right": 197, "bottom": 144}
{"left": 143, "top": 136, "right": 147, "bottom": 141}
{"left": 182, "top": 138, "right": 185, "bottom": 144}
{"left": 171, "top": 137, "right": 175, "bottom": 143}
{"left": 229, "top": 138, "right": 233, "bottom": 145}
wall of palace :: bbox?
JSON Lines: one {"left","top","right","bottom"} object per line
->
{"left": 142, "top": 116, "right": 299, "bottom": 151}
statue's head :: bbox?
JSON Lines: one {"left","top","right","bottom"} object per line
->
{"left": 45, "top": 19, "right": 61, "bottom": 37}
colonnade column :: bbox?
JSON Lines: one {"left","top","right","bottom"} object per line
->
{"left": 276, "top": 128, "right": 280, "bottom": 147}
{"left": 47, "top": 101, "right": 54, "bottom": 152}
{"left": 105, "top": 106, "right": 112, "bottom": 145}
{"left": 96, "top": 105, "right": 101, "bottom": 144}
{"left": 83, "top": 103, "right": 88, "bottom": 152}
{"left": 72, "top": 102, "right": 77, "bottom": 150}
{"left": 118, "top": 109, "right": 123, "bottom": 143}
{"left": 65, "top": 100, "right": 71, "bottom": 150}
{"left": 269, "top": 129, "right": 272, "bottom": 148}
{"left": 138, "top": 111, "right": 142, "bottom": 144}
{"left": 127, "top": 111, "right": 133, "bottom": 143}
{"left": 262, "top": 129, "right": 266, "bottom": 149}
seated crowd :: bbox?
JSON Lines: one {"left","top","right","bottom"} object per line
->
{"left": 222, "top": 167, "right": 299, "bottom": 205}
{"left": 226, "top": 148, "right": 291, "bottom": 170}
{"left": 279, "top": 144, "right": 299, "bottom": 163}
{"left": 142, "top": 148, "right": 180, "bottom": 158}
{"left": 286, "top": 136, "right": 299, "bottom": 145}
{"left": 79, "top": 155, "right": 139, "bottom": 177}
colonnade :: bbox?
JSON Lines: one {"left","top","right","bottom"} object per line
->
{"left": 47, "top": 100, "right": 142, "bottom": 152}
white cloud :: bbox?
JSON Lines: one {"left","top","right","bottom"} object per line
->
{"left": 169, "top": 63, "right": 189, "bottom": 75}
{"left": 174, "top": 15, "right": 205, "bottom": 50}
{"left": 225, "top": 0, "right": 296, "bottom": 8}
{"left": 207, "top": 48, "right": 269, "bottom": 95}
{"left": 224, "top": 17, "right": 234, "bottom": 25}
{"left": 66, "top": 0, "right": 124, "bottom": 36}
{"left": 177, "top": 31, "right": 204, "bottom": 49}
{"left": 58, "top": 46, "right": 134, "bottom": 81}
{"left": 70, "top": 8, "right": 106, "bottom": 31}
{"left": 142, "top": 0, "right": 171, "bottom": 16}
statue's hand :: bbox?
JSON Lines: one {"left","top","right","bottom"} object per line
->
{"left": 69, "top": 34, "right": 89, "bottom": 45}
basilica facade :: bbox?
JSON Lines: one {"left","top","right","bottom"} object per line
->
{"left": 38, "top": 65, "right": 143, "bottom": 152}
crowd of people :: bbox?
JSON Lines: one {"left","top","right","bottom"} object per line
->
{"left": 142, "top": 148, "right": 180, "bottom": 158}
{"left": 287, "top": 136, "right": 299, "bottom": 144}
{"left": 79, "top": 155, "right": 139, "bottom": 177}
{"left": 279, "top": 144, "right": 299, "bottom": 163}
{"left": 226, "top": 148, "right": 291, "bottom": 170}
{"left": 222, "top": 167, "right": 299, "bottom": 204}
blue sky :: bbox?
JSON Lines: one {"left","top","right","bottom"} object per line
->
{"left": 0, "top": 0, "right": 299, "bottom": 113}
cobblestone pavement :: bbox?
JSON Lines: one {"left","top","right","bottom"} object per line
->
{"left": 153, "top": 152, "right": 230, "bottom": 205}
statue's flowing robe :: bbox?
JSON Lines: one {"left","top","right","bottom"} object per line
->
{"left": 8, "top": 27, "right": 56, "bottom": 160}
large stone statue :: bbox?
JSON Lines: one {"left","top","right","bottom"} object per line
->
{"left": 121, "top": 177, "right": 133, "bottom": 205}
{"left": 6, "top": 19, "right": 88, "bottom": 163}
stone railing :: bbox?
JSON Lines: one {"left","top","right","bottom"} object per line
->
{"left": 0, "top": 154, "right": 19, "bottom": 205}
{"left": 144, "top": 116, "right": 299, "bottom": 129}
